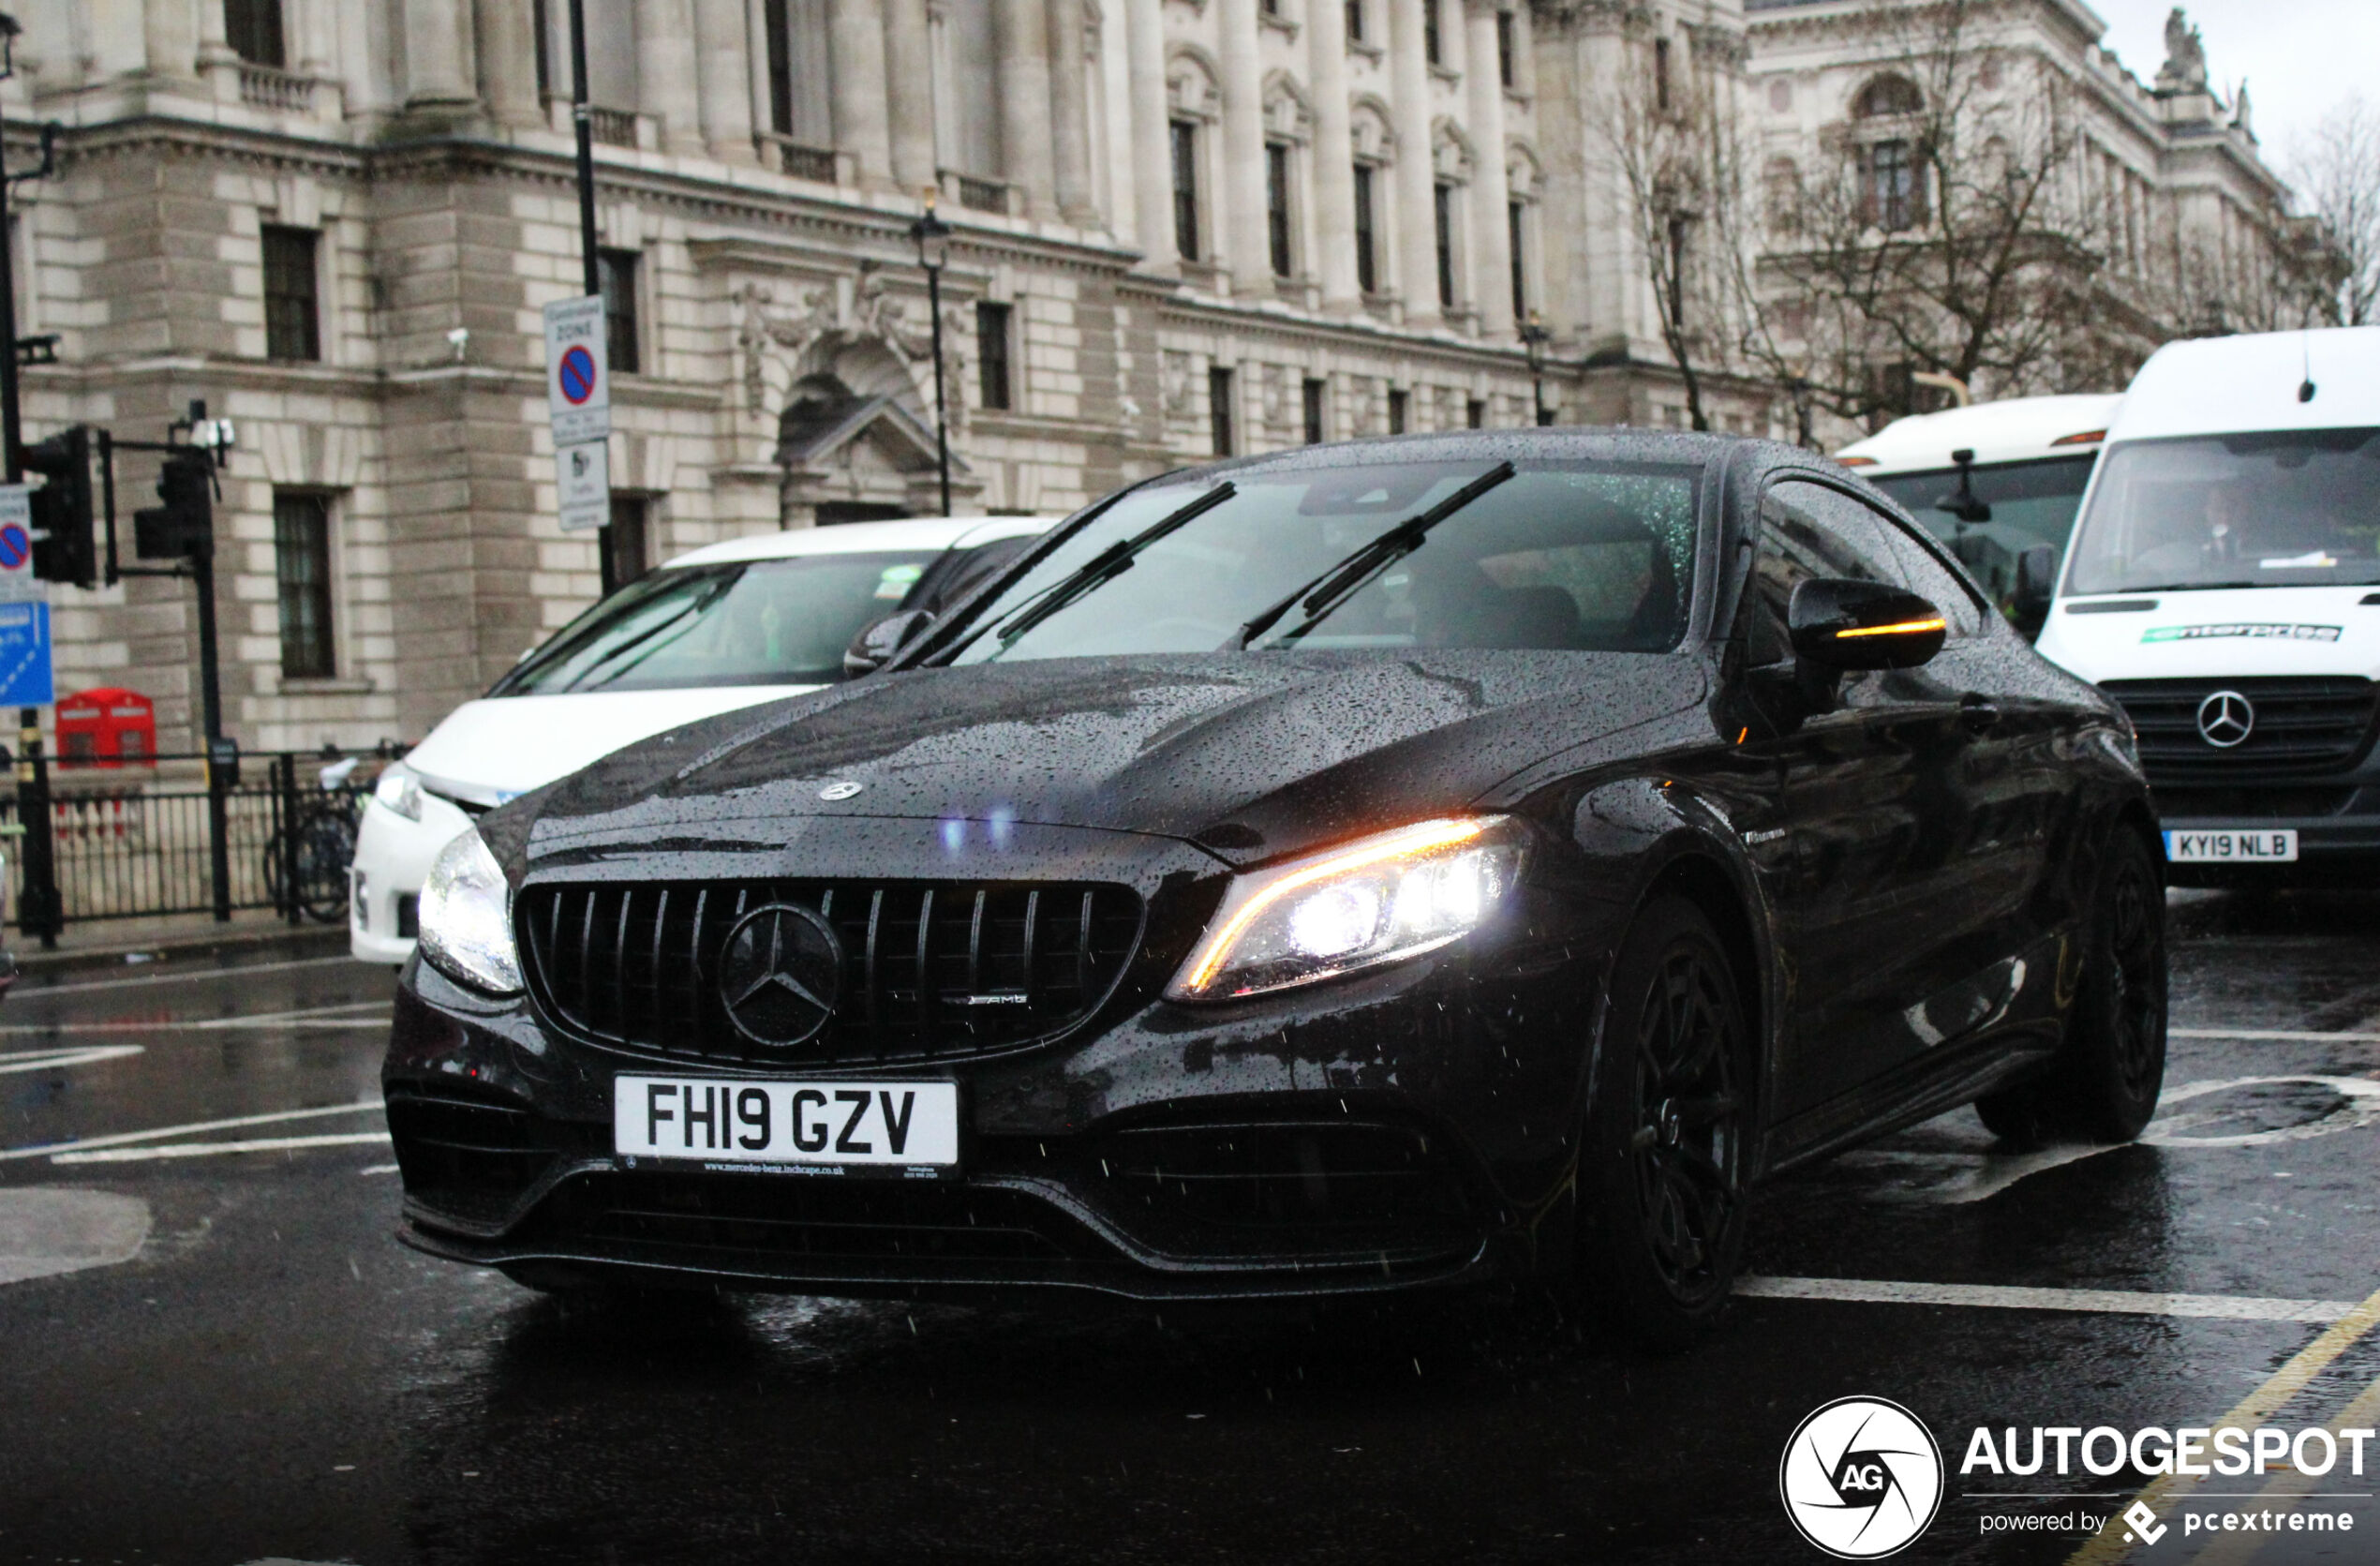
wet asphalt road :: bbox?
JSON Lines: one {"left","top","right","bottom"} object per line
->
{"left": 1, "top": 895, "right": 2377, "bottom": 1566}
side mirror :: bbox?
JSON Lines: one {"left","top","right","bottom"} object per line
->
{"left": 842, "top": 608, "right": 936, "bottom": 678}
{"left": 1789, "top": 577, "right": 1946, "bottom": 670}
{"left": 2011, "top": 544, "right": 2057, "bottom": 639}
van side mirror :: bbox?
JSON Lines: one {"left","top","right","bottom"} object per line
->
{"left": 2011, "top": 544, "right": 2057, "bottom": 639}
{"left": 1788, "top": 577, "right": 1946, "bottom": 670}
{"left": 842, "top": 608, "right": 936, "bottom": 678}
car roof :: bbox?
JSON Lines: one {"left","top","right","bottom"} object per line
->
{"left": 2109, "top": 326, "right": 2380, "bottom": 443}
{"left": 1833, "top": 395, "right": 2122, "bottom": 474}
{"left": 662, "top": 515, "right": 1058, "bottom": 570}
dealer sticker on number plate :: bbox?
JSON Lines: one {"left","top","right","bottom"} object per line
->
{"left": 614, "top": 1076, "right": 959, "bottom": 1173}
{"left": 2164, "top": 828, "right": 2298, "bottom": 863}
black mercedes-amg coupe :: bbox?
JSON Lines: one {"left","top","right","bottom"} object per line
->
{"left": 386, "top": 431, "right": 2164, "bottom": 1345}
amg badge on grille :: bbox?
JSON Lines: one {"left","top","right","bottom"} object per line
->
{"left": 717, "top": 902, "right": 843, "bottom": 1046}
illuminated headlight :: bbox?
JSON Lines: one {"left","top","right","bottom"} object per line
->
{"left": 418, "top": 829, "right": 522, "bottom": 994}
{"left": 1167, "top": 817, "right": 1522, "bottom": 1001}
{"left": 373, "top": 764, "right": 424, "bottom": 822}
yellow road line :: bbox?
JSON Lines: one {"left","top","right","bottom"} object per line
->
{"left": 2066, "top": 1281, "right": 2380, "bottom": 1565}
{"left": 2189, "top": 1369, "right": 2380, "bottom": 1565}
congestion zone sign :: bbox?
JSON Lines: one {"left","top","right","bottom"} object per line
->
{"left": 543, "top": 294, "right": 610, "bottom": 447}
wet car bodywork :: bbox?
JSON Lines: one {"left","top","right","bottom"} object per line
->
{"left": 384, "top": 431, "right": 2157, "bottom": 1314}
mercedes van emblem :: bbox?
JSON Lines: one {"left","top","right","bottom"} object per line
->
{"left": 716, "top": 903, "right": 843, "bottom": 1046}
{"left": 818, "top": 780, "right": 864, "bottom": 801}
{"left": 2196, "top": 690, "right": 2254, "bottom": 749}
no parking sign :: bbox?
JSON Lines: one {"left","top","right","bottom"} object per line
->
{"left": 0, "top": 483, "right": 37, "bottom": 604}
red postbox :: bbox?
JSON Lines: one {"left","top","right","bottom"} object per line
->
{"left": 54, "top": 687, "right": 156, "bottom": 768}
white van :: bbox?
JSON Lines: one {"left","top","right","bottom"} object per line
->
{"left": 1835, "top": 393, "right": 2120, "bottom": 635}
{"left": 350, "top": 515, "right": 1051, "bottom": 962}
{"left": 2037, "top": 327, "right": 2380, "bottom": 885}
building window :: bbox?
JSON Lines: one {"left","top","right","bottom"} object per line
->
{"left": 1868, "top": 140, "right": 1918, "bottom": 231}
{"left": 1266, "top": 143, "right": 1295, "bottom": 278}
{"left": 1170, "top": 121, "right": 1201, "bottom": 262}
{"left": 1209, "top": 366, "right": 1235, "bottom": 456}
{"left": 976, "top": 301, "right": 1013, "bottom": 410}
{"left": 1434, "top": 184, "right": 1456, "bottom": 310}
{"left": 601, "top": 497, "right": 648, "bottom": 596}
{"left": 1260, "top": 0, "right": 1282, "bottom": 14}
{"left": 1508, "top": 201, "right": 1527, "bottom": 318}
{"left": 1654, "top": 37, "right": 1673, "bottom": 113}
{"left": 1496, "top": 11, "right": 1515, "bottom": 89}
{"left": 1302, "top": 377, "right": 1327, "bottom": 444}
{"left": 1352, "top": 164, "right": 1378, "bottom": 294}
{"left": 1387, "top": 387, "right": 1408, "bottom": 434}
{"left": 1346, "top": 0, "right": 1364, "bottom": 42}
{"left": 1423, "top": 0, "right": 1441, "bottom": 65}
{"left": 532, "top": 0, "right": 553, "bottom": 97}
{"left": 260, "top": 225, "right": 320, "bottom": 363}
{"left": 1466, "top": 396, "right": 1485, "bottom": 429}
{"left": 225, "top": 0, "right": 287, "bottom": 68}
{"left": 598, "top": 247, "right": 640, "bottom": 374}
{"left": 273, "top": 492, "right": 335, "bottom": 679}
{"left": 764, "top": 0, "right": 796, "bottom": 135}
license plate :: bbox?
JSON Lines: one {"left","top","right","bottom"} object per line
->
{"left": 614, "top": 1076, "right": 959, "bottom": 1173}
{"left": 2164, "top": 828, "right": 2298, "bottom": 863}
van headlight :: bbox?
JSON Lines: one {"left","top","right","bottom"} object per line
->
{"left": 418, "top": 829, "right": 522, "bottom": 994}
{"left": 1167, "top": 817, "right": 1522, "bottom": 1001}
{"left": 373, "top": 764, "right": 424, "bottom": 822}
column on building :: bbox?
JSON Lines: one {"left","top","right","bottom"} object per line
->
{"left": 692, "top": 0, "right": 757, "bottom": 162}
{"left": 828, "top": 0, "right": 894, "bottom": 186}
{"left": 404, "top": 0, "right": 479, "bottom": 109}
{"left": 475, "top": 0, "right": 544, "bottom": 128}
{"left": 1123, "top": 0, "right": 1174, "bottom": 269}
{"left": 1464, "top": 3, "right": 1513, "bottom": 335}
{"left": 1216, "top": 0, "right": 1269, "bottom": 289}
{"left": 144, "top": 0, "right": 197, "bottom": 81}
{"left": 1308, "top": 0, "right": 1361, "bottom": 311}
{"left": 294, "top": 0, "right": 337, "bottom": 78}
{"left": 197, "top": 0, "right": 234, "bottom": 71}
{"left": 1388, "top": 0, "right": 1438, "bottom": 324}
{"left": 883, "top": 0, "right": 938, "bottom": 194}
{"left": 994, "top": 0, "right": 1056, "bottom": 216}
{"left": 637, "top": 0, "right": 705, "bottom": 152}
{"left": 1049, "top": 0, "right": 1098, "bottom": 224}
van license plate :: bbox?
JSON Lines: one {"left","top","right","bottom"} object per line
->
{"left": 614, "top": 1077, "right": 959, "bottom": 1173}
{"left": 2164, "top": 828, "right": 2298, "bottom": 863}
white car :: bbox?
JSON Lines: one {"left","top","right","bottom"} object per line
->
{"left": 1835, "top": 393, "right": 2120, "bottom": 634}
{"left": 2036, "top": 326, "right": 2380, "bottom": 886}
{"left": 351, "top": 515, "right": 1051, "bottom": 963}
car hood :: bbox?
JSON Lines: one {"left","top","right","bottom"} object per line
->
{"left": 2036, "top": 585, "right": 2380, "bottom": 685}
{"left": 525, "top": 652, "right": 1707, "bottom": 867}
{"left": 403, "top": 686, "right": 823, "bottom": 804}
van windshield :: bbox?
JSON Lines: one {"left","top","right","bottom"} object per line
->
{"left": 2064, "top": 427, "right": 2380, "bottom": 595}
{"left": 492, "top": 551, "right": 940, "bottom": 695}
{"left": 1870, "top": 455, "right": 2094, "bottom": 619}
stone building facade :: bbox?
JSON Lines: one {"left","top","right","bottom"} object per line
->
{"left": 5, "top": 0, "right": 2287, "bottom": 752}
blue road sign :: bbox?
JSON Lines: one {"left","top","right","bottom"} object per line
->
{"left": 0, "top": 602, "right": 53, "bottom": 707}
{"left": 559, "top": 345, "right": 598, "bottom": 405}
{"left": 0, "top": 524, "right": 27, "bottom": 571}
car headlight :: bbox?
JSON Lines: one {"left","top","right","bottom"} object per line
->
{"left": 418, "top": 828, "right": 522, "bottom": 994}
{"left": 1167, "top": 817, "right": 1522, "bottom": 1002}
{"left": 373, "top": 764, "right": 423, "bottom": 822}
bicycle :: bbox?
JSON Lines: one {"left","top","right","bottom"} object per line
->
{"left": 263, "top": 754, "right": 366, "bottom": 924}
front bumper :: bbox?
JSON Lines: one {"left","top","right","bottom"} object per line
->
{"left": 350, "top": 791, "right": 474, "bottom": 964}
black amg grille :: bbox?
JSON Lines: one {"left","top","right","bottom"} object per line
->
{"left": 2101, "top": 677, "right": 2379, "bottom": 780}
{"left": 517, "top": 879, "right": 1142, "bottom": 1066}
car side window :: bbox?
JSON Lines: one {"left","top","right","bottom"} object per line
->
{"left": 1862, "top": 508, "right": 1986, "bottom": 636}
{"left": 1748, "top": 479, "right": 1910, "bottom": 663}
{"left": 1770, "top": 479, "right": 1984, "bottom": 637}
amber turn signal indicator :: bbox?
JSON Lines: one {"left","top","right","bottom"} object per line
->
{"left": 1834, "top": 616, "right": 1946, "bottom": 640}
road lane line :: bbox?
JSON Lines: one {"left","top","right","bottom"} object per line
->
{"left": 15, "top": 955, "right": 365, "bottom": 996}
{"left": 0, "top": 1100, "right": 383, "bottom": 1162}
{"left": 0, "top": 1016, "right": 390, "bottom": 1037}
{"left": 1735, "top": 1276, "right": 2361, "bottom": 1322}
{"left": 50, "top": 1130, "right": 392, "bottom": 1164}
{"left": 2173, "top": 1029, "right": 2380, "bottom": 1042}
{"left": 2064, "top": 1282, "right": 2380, "bottom": 1566}
{"left": 2186, "top": 1369, "right": 2380, "bottom": 1565}
{"left": 0, "top": 1045, "right": 144, "bottom": 1075}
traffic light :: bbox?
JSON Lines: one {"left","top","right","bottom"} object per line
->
{"left": 133, "top": 447, "right": 215, "bottom": 561}
{"left": 24, "top": 425, "right": 95, "bottom": 587}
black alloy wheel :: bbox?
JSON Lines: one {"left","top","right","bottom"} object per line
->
{"left": 1975, "top": 828, "right": 2167, "bottom": 1144}
{"left": 1576, "top": 896, "right": 1750, "bottom": 1350}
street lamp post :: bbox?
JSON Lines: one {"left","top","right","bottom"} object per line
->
{"left": 909, "top": 191, "right": 953, "bottom": 517}
{"left": 1519, "top": 311, "right": 1553, "bottom": 427}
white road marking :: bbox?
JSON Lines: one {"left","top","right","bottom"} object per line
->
{"left": 50, "top": 1130, "right": 392, "bottom": 1165}
{"left": 0, "top": 1002, "right": 391, "bottom": 1037}
{"left": 0, "top": 1188, "right": 152, "bottom": 1285}
{"left": 2143, "top": 1075, "right": 2380, "bottom": 1148}
{"left": 0, "top": 1100, "right": 382, "bottom": 1163}
{"left": 358, "top": 1163, "right": 400, "bottom": 1175}
{"left": 0, "top": 1044, "right": 144, "bottom": 1075}
{"left": 15, "top": 955, "right": 364, "bottom": 997}
{"left": 1736, "top": 1275, "right": 2361, "bottom": 1323}
{"left": 2173, "top": 1028, "right": 2380, "bottom": 1042}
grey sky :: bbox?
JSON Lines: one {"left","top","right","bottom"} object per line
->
{"left": 2089, "top": 0, "right": 2374, "bottom": 184}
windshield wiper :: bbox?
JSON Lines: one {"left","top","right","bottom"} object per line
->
{"left": 1233, "top": 461, "right": 1517, "bottom": 649}
{"left": 976, "top": 483, "right": 1238, "bottom": 651}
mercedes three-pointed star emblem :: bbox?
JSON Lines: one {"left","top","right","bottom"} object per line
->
{"left": 716, "top": 902, "right": 844, "bottom": 1047}
{"left": 2196, "top": 689, "right": 2255, "bottom": 749}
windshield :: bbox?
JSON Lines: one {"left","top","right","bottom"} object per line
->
{"left": 493, "top": 551, "right": 939, "bottom": 695}
{"left": 943, "top": 458, "right": 1701, "bottom": 664}
{"left": 2064, "top": 427, "right": 2380, "bottom": 595}
{"left": 1870, "top": 455, "right": 2094, "bottom": 620}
